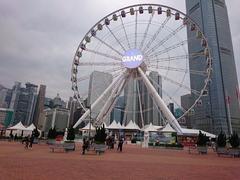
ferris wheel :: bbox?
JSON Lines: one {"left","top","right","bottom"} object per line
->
{"left": 71, "top": 4, "right": 212, "bottom": 133}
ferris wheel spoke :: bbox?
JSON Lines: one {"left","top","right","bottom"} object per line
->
{"left": 147, "top": 75, "right": 187, "bottom": 113}
{"left": 139, "top": 13, "right": 154, "bottom": 50}
{"left": 94, "top": 36, "right": 123, "bottom": 56}
{"left": 120, "top": 16, "right": 131, "bottom": 49}
{"left": 135, "top": 11, "right": 138, "bottom": 49}
{"left": 148, "top": 65, "right": 207, "bottom": 76}
{"left": 77, "top": 67, "right": 124, "bottom": 82}
{"left": 147, "top": 40, "right": 188, "bottom": 58}
{"left": 136, "top": 80, "right": 144, "bottom": 128}
{"left": 85, "top": 48, "right": 122, "bottom": 61}
{"left": 145, "top": 24, "right": 185, "bottom": 56}
{"left": 106, "top": 26, "right": 126, "bottom": 52}
{"left": 147, "top": 52, "right": 204, "bottom": 63}
{"left": 78, "top": 62, "right": 122, "bottom": 66}
{"left": 148, "top": 71, "right": 201, "bottom": 96}
{"left": 142, "top": 16, "right": 171, "bottom": 53}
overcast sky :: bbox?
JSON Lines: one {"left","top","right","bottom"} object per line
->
{"left": 0, "top": 0, "right": 239, "bottom": 101}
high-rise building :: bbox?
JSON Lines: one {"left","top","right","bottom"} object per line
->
{"left": 43, "top": 108, "right": 70, "bottom": 134}
{"left": 9, "top": 82, "right": 38, "bottom": 125}
{"left": 67, "top": 96, "right": 80, "bottom": 127}
{"left": 33, "top": 85, "right": 46, "bottom": 129}
{"left": 0, "top": 108, "right": 14, "bottom": 127}
{"left": 0, "top": 85, "right": 12, "bottom": 108}
{"left": 186, "top": 0, "right": 240, "bottom": 135}
{"left": 124, "top": 71, "right": 163, "bottom": 127}
{"left": 88, "top": 71, "right": 113, "bottom": 124}
{"left": 110, "top": 96, "right": 125, "bottom": 124}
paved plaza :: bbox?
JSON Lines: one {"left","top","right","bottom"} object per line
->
{"left": 0, "top": 141, "right": 239, "bottom": 180}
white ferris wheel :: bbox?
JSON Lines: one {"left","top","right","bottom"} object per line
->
{"left": 71, "top": 4, "right": 212, "bottom": 133}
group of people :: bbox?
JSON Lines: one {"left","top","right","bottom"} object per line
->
{"left": 22, "top": 135, "right": 34, "bottom": 149}
{"left": 82, "top": 136, "right": 124, "bottom": 154}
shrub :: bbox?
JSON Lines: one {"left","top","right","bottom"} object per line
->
{"left": 94, "top": 125, "right": 107, "bottom": 144}
{"left": 229, "top": 132, "right": 239, "bottom": 148}
{"left": 217, "top": 131, "right": 226, "bottom": 148}
{"left": 48, "top": 127, "right": 57, "bottom": 139}
{"left": 197, "top": 131, "right": 208, "bottom": 146}
{"left": 67, "top": 126, "right": 75, "bottom": 141}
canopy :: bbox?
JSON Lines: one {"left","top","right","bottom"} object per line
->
{"left": 125, "top": 120, "right": 140, "bottom": 130}
{"left": 161, "top": 123, "right": 176, "bottom": 133}
{"left": 25, "top": 123, "right": 36, "bottom": 131}
{"left": 117, "top": 122, "right": 124, "bottom": 129}
{"left": 107, "top": 120, "right": 122, "bottom": 129}
{"left": 7, "top": 121, "right": 28, "bottom": 131}
{"left": 143, "top": 123, "right": 159, "bottom": 132}
{"left": 81, "top": 122, "right": 96, "bottom": 131}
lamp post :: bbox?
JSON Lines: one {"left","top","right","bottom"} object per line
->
{"left": 88, "top": 105, "right": 91, "bottom": 140}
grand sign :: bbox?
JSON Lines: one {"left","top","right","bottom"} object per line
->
{"left": 122, "top": 49, "right": 143, "bottom": 69}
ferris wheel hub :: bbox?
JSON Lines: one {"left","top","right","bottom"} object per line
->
{"left": 122, "top": 49, "right": 143, "bottom": 69}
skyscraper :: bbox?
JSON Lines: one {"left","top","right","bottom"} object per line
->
{"left": 88, "top": 71, "right": 113, "bottom": 124}
{"left": 123, "top": 71, "right": 163, "bottom": 127}
{"left": 186, "top": 0, "right": 240, "bottom": 135}
{"left": 10, "top": 82, "right": 38, "bottom": 125}
{"left": 33, "top": 85, "right": 46, "bottom": 129}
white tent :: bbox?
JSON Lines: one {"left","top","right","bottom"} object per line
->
{"left": 6, "top": 121, "right": 31, "bottom": 137}
{"left": 107, "top": 120, "right": 122, "bottom": 129}
{"left": 81, "top": 122, "right": 96, "bottom": 131}
{"left": 25, "top": 123, "right": 36, "bottom": 131}
{"left": 8, "top": 121, "right": 28, "bottom": 131}
{"left": 125, "top": 120, "right": 140, "bottom": 130}
{"left": 161, "top": 123, "right": 176, "bottom": 133}
{"left": 117, "top": 122, "right": 124, "bottom": 129}
{"left": 143, "top": 123, "right": 159, "bottom": 132}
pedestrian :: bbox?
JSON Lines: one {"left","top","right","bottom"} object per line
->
{"left": 29, "top": 134, "right": 34, "bottom": 148}
{"left": 117, "top": 137, "right": 124, "bottom": 152}
{"left": 25, "top": 136, "right": 29, "bottom": 149}
{"left": 82, "top": 138, "right": 88, "bottom": 155}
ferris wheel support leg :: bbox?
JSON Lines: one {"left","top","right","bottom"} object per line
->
{"left": 137, "top": 67, "right": 183, "bottom": 134}
{"left": 73, "top": 72, "right": 126, "bottom": 129}
{"left": 95, "top": 75, "right": 129, "bottom": 125}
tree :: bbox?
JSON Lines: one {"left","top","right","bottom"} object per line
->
{"left": 67, "top": 126, "right": 75, "bottom": 141}
{"left": 94, "top": 125, "right": 107, "bottom": 144}
{"left": 197, "top": 131, "right": 208, "bottom": 146}
{"left": 47, "top": 127, "right": 57, "bottom": 139}
{"left": 217, "top": 131, "right": 226, "bottom": 148}
{"left": 229, "top": 132, "right": 239, "bottom": 148}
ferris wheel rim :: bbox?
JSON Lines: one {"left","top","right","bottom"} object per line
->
{"left": 71, "top": 3, "right": 213, "bottom": 122}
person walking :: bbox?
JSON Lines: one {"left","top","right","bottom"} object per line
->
{"left": 25, "top": 135, "right": 30, "bottom": 149}
{"left": 29, "top": 134, "right": 34, "bottom": 148}
{"left": 117, "top": 137, "right": 124, "bottom": 152}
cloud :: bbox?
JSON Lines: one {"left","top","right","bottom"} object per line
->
{"left": 0, "top": 0, "right": 239, "bottom": 102}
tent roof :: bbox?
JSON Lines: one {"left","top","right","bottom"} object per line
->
{"left": 161, "top": 123, "right": 176, "bottom": 132}
{"left": 117, "top": 122, "right": 124, "bottom": 129}
{"left": 125, "top": 120, "right": 140, "bottom": 130}
{"left": 107, "top": 120, "right": 122, "bottom": 129}
{"left": 25, "top": 124, "right": 36, "bottom": 131}
{"left": 7, "top": 121, "right": 28, "bottom": 131}
{"left": 143, "top": 123, "right": 159, "bottom": 132}
{"left": 81, "top": 122, "right": 96, "bottom": 130}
